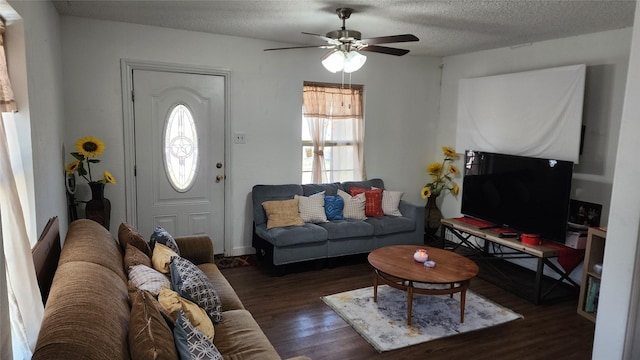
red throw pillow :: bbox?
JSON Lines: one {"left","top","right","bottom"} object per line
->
{"left": 349, "top": 187, "right": 384, "bottom": 217}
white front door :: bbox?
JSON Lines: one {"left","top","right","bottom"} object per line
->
{"left": 132, "top": 69, "right": 225, "bottom": 254}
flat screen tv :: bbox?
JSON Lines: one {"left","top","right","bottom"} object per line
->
{"left": 461, "top": 150, "right": 574, "bottom": 243}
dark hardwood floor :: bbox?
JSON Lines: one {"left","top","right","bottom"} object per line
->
{"left": 221, "top": 256, "right": 595, "bottom": 360}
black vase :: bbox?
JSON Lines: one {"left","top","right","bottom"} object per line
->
{"left": 85, "top": 182, "right": 111, "bottom": 230}
{"left": 424, "top": 196, "right": 442, "bottom": 236}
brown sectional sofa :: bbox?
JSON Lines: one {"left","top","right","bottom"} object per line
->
{"left": 33, "top": 219, "right": 308, "bottom": 360}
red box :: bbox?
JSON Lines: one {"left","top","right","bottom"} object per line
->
{"left": 521, "top": 233, "right": 542, "bottom": 245}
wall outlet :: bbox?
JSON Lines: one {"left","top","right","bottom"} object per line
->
{"left": 234, "top": 132, "right": 246, "bottom": 144}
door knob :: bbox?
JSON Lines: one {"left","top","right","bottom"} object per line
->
{"left": 215, "top": 175, "right": 224, "bottom": 183}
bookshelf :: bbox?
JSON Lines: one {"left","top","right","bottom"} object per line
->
{"left": 577, "top": 227, "right": 606, "bottom": 322}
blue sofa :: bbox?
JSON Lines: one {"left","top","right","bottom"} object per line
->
{"left": 251, "top": 178, "right": 425, "bottom": 269}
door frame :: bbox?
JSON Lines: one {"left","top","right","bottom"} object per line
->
{"left": 120, "top": 59, "right": 232, "bottom": 255}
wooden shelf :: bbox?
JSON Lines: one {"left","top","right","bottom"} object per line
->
{"left": 585, "top": 271, "right": 601, "bottom": 280}
{"left": 577, "top": 227, "right": 606, "bottom": 322}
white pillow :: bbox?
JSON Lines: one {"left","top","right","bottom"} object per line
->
{"left": 337, "top": 189, "right": 367, "bottom": 220}
{"left": 295, "top": 191, "right": 328, "bottom": 223}
{"left": 128, "top": 264, "right": 171, "bottom": 296}
{"left": 382, "top": 190, "right": 404, "bottom": 216}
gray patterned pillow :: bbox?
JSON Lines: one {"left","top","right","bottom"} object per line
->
{"left": 150, "top": 226, "right": 180, "bottom": 255}
{"left": 173, "top": 310, "right": 223, "bottom": 360}
{"left": 170, "top": 256, "right": 222, "bottom": 323}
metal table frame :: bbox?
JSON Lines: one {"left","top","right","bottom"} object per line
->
{"left": 440, "top": 218, "right": 581, "bottom": 304}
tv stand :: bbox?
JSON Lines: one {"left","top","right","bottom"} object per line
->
{"left": 478, "top": 225, "right": 500, "bottom": 230}
{"left": 440, "top": 218, "right": 581, "bottom": 304}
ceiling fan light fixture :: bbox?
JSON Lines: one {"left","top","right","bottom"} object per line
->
{"left": 343, "top": 51, "right": 367, "bottom": 73}
{"left": 321, "top": 50, "right": 346, "bottom": 73}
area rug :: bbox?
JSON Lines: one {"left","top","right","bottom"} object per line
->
{"left": 321, "top": 284, "right": 523, "bottom": 352}
{"left": 214, "top": 255, "right": 256, "bottom": 269}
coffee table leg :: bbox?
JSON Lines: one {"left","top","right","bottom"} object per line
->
{"left": 407, "top": 284, "right": 413, "bottom": 325}
{"left": 373, "top": 272, "right": 378, "bottom": 302}
{"left": 460, "top": 289, "right": 466, "bottom": 323}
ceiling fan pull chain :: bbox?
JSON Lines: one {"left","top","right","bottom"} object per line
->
{"left": 348, "top": 73, "right": 352, "bottom": 109}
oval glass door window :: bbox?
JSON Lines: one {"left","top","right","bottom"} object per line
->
{"left": 164, "top": 104, "right": 198, "bottom": 192}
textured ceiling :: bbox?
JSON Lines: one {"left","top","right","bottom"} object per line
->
{"left": 53, "top": 0, "right": 636, "bottom": 57}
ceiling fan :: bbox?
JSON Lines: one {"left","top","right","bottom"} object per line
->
{"left": 264, "top": 8, "right": 419, "bottom": 73}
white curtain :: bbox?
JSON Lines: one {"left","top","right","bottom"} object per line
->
{"left": 347, "top": 89, "right": 366, "bottom": 180}
{"left": 0, "top": 210, "right": 11, "bottom": 360}
{"left": 0, "top": 18, "right": 43, "bottom": 359}
{"left": 303, "top": 84, "right": 365, "bottom": 183}
{"left": 0, "top": 117, "right": 43, "bottom": 359}
{"left": 303, "top": 85, "right": 329, "bottom": 183}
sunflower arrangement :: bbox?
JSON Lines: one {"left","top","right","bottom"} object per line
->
{"left": 65, "top": 136, "right": 116, "bottom": 185}
{"left": 421, "top": 146, "right": 459, "bottom": 199}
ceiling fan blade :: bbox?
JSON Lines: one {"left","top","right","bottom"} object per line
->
{"left": 360, "top": 45, "right": 410, "bottom": 56}
{"left": 361, "top": 34, "right": 419, "bottom": 45}
{"left": 264, "top": 44, "right": 335, "bottom": 51}
{"left": 302, "top": 32, "right": 341, "bottom": 44}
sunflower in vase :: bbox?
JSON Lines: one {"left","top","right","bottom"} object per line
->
{"left": 65, "top": 136, "right": 116, "bottom": 185}
{"left": 421, "top": 146, "right": 460, "bottom": 200}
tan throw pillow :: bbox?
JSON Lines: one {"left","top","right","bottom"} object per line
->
{"left": 157, "top": 287, "right": 215, "bottom": 340}
{"left": 124, "top": 243, "right": 152, "bottom": 271}
{"left": 295, "top": 191, "right": 328, "bottom": 223}
{"left": 337, "top": 189, "right": 367, "bottom": 220}
{"left": 129, "top": 289, "right": 178, "bottom": 360}
{"left": 261, "top": 198, "right": 305, "bottom": 229}
{"left": 152, "top": 243, "right": 179, "bottom": 274}
{"left": 118, "top": 222, "right": 152, "bottom": 257}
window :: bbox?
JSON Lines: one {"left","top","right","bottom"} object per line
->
{"left": 302, "top": 82, "right": 365, "bottom": 184}
{"left": 164, "top": 104, "right": 198, "bottom": 192}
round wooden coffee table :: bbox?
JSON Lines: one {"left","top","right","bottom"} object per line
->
{"left": 368, "top": 245, "right": 479, "bottom": 325}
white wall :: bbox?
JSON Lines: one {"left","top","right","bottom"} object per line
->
{"left": 438, "top": 28, "right": 632, "bottom": 226}
{"left": 7, "top": 3, "right": 640, "bottom": 356}
{"left": 59, "top": 16, "right": 442, "bottom": 255}
{"left": 8, "top": 1, "right": 67, "bottom": 237}
{"left": 596, "top": 3, "right": 640, "bottom": 358}
{"left": 438, "top": 27, "right": 636, "bottom": 357}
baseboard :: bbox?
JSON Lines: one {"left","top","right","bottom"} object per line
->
{"left": 226, "top": 245, "right": 256, "bottom": 257}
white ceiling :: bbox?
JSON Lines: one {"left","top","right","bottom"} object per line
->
{"left": 52, "top": 0, "right": 636, "bottom": 57}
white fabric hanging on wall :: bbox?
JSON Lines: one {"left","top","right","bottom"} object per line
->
{"left": 456, "top": 64, "right": 586, "bottom": 163}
